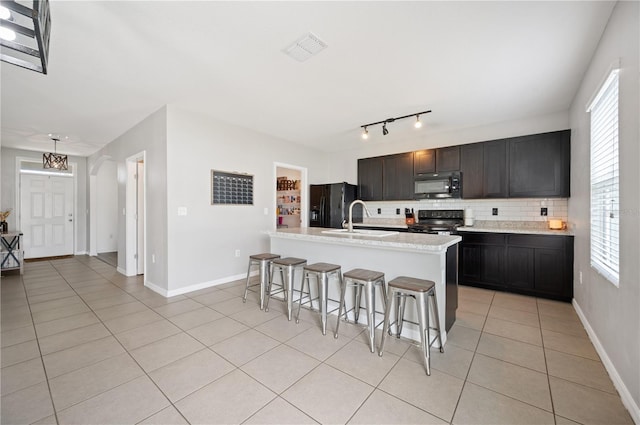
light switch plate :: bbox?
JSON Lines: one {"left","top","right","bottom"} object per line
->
{"left": 178, "top": 207, "right": 188, "bottom": 216}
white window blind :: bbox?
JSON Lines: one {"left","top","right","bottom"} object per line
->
{"left": 588, "top": 69, "right": 619, "bottom": 286}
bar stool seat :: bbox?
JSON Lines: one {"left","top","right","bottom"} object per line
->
{"left": 243, "top": 253, "right": 281, "bottom": 310}
{"left": 334, "top": 268, "right": 387, "bottom": 353}
{"left": 265, "top": 257, "right": 307, "bottom": 320}
{"left": 379, "top": 276, "right": 443, "bottom": 375}
{"left": 295, "top": 262, "right": 342, "bottom": 335}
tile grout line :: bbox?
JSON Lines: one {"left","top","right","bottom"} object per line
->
{"left": 448, "top": 288, "right": 494, "bottom": 424}
{"left": 537, "top": 297, "right": 558, "bottom": 424}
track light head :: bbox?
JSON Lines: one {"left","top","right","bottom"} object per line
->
{"left": 361, "top": 127, "right": 369, "bottom": 140}
{"left": 414, "top": 115, "right": 422, "bottom": 129}
{"left": 382, "top": 123, "right": 389, "bottom": 136}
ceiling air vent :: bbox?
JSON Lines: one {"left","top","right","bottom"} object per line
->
{"left": 283, "top": 32, "right": 327, "bottom": 62}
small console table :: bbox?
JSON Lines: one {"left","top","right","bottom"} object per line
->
{"left": 1, "top": 232, "right": 24, "bottom": 275}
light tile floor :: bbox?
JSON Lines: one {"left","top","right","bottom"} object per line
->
{"left": 1, "top": 256, "right": 634, "bottom": 424}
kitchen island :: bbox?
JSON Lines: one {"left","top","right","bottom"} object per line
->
{"left": 267, "top": 227, "right": 461, "bottom": 345}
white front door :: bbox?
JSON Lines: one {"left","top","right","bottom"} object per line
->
{"left": 21, "top": 174, "right": 74, "bottom": 259}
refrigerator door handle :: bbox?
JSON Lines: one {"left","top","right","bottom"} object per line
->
{"left": 320, "top": 196, "right": 325, "bottom": 227}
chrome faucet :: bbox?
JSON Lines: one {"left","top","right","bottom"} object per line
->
{"left": 347, "top": 199, "right": 371, "bottom": 232}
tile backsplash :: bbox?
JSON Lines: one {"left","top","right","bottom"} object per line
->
{"left": 362, "top": 198, "right": 568, "bottom": 222}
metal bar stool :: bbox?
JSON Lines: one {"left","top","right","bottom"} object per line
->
{"left": 379, "top": 276, "right": 443, "bottom": 375}
{"left": 334, "top": 268, "right": 387, "bottom": 353}
{"left": 243, "top": 253, "right": 280, "bottom": 310}
{"left": 265, "top": 257, "right": 307, "bottom": 320}
{"left": 295, "top": 262, "right": 342, "bottom": 335}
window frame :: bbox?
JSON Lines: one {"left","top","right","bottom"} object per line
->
{"left": 587, "top": 67, "right": 620, "bottom": 287}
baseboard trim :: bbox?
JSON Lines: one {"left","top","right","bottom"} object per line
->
{"left": 144, "top": 279, "right": 169, "bottom": 297}
{"left": 116, "top": 266, "right": 127, "bottom": 275}
{"left": 573, "top": 299, "right": 640, "bottom": 425}
{"left": 164, "top": 271, "right": 258, "bottom": 297}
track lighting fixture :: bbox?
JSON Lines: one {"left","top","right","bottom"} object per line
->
{"left": 359, "top": 109, "right": 431, "bottom": 140}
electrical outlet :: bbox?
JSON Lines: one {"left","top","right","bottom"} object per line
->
{"left": 151, "top": 254, "right": 156, "bottom": 263}
{"left": 396, "top": 208, "right": 400, "bottom": 215}
{"left": 541, "top": 207, "right": 548, "bottom": 216}
{"left": 235, "top": 249, "right": 240, "bottom": 258}
{"left": 579, "top": 271, "right": 583, "bottom": 284}
{"left": 492, "top": 208, "right": 498, "bottom": 216}
{"left": 377, "top": 208, "right": 381, "bottom": 214}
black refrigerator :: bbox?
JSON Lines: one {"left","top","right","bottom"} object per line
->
{"left": 309, "top": 182, "right": 361, "bottom": 228}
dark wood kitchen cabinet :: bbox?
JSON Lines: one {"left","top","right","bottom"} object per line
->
{"left": 414, "top": 149, "right": 435, "bottom": 175}
{"left": 509, "top": 130, "right": 570, "bottom": 198}
{"left": 414, "top": 146, "right": 460, "bottom": 175}
{"left": 357, "top": 153, "right": 413, "bottom": 201}
{"left": 459, "top": 231, "right": 574, "bottom": 301}
{"left": 357, "top": 157, "right": 383, "bottom": 201}
{"left": 483, "top": 140, "right": 508, "bottom": 198}
{"left": 383, "top": 152, "right": 414, "bottom": 200}
{"left": 459, "top": 233, "right": 505, "bottom": 290}
{"left": 460, "top": 143, "right": 484, "bottom": 198}
{"left": 436, "top": 146, "right": 460, "bottom": 172}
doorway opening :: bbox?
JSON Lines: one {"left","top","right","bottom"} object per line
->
{"left": 125, "top": 152, "right": 146, "bottom": 277}
{"left": 274, "top": 163, "right": 307, "bottom": 229}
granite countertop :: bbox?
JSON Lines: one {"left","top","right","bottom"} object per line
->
{"left": 458, "top": 221, "right": 573, "bottom": 236}
{"left": 267, "top": 227, "right": 460, "bottom": 252}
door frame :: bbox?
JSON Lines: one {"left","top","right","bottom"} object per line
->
{"left": 273, "top": 162, "right": 308, "bottom": 229}
{"left": 15, "top": 156, "right": 78, "bottom": 256}
{"left": 125, "top": 151, "right": 146, "bottom": 277}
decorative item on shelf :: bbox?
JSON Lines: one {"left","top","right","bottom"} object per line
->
{"left": 43, "top": 136, "right": 68, "bottom": 170}
{"left": 277, "top": 179, "right": 297, "bottom": 191}
{"left": 360, "top": 109, "right": 432, "bottom": 139}
{"left": 548, "top": 219, "right": 566, "bottom": 230}
{"left": 0, "top": 0, "right": 51, "bottom": 74}
{"left": 0, "top": 208, "right": 11, "bottom": 233}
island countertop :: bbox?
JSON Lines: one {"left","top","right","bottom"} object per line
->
{"left": 267, "top": 227, "right": 461, "bottom": 253}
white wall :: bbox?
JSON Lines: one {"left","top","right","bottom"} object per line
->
{"left": 96, "top": 160, "right": 118, "bottom": 253}
{"left": 88, "top": 106, "right": 168, "bottom": 288}
{"left": 165, "top": 105, "right": 329, "bottom": 293}
{"left": 328, "top": 111, "right": 570, "bottom": 183}
{"left": 0, "top": 147, "right": 89, "bottom": 254}
{"left": 568, "top": 1, "right": 639, "bottom": 421}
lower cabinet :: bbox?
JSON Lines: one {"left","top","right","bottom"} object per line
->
{"left": 459, "top": 232, "right": 573, "bottom": 301}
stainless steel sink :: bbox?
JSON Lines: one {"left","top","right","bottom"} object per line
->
{"left": 321, "top": 229, "right": 399, "bottom": 237}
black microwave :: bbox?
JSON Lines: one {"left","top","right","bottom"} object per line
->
{"left": 414, "top": 171, "right": 461, "bottom": 199}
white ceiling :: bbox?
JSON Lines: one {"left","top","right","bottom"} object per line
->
{"left": 0, "top": 1, "right": 615, "bottom": 157}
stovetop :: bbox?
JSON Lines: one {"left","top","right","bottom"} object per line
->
{"left": 408, "top": 209, "right": 464, "bottom": 233}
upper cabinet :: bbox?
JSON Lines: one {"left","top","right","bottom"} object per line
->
{"left": 414, "top": 149, "right": 435, "bottom": 175}
{"left": 436, "top": 146, "right": 460, "bottom": 172}
{"left": 357, "top": 129, "right": 570, "bottom": 201}
{"left": 357, "top": 157, "right": 383, "bottom": 201}
{"left": 414, "top": 146, "right": 460, "bottom": 175}
{"left": 383, "top": 152, "right": 415, "bottom": 200}
{"left": 508, "top": 130, "right": 570, "bottom": 198}
{"left": 483, "top": 140, "right": 509, "bottom": 198}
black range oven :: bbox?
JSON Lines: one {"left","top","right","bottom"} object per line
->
{"left": 408, "top": 209, "right": 464, "bottom": 235}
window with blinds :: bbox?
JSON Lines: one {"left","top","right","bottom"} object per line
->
{"left": 588, "top": 68, "right": 619, "bottom": 286}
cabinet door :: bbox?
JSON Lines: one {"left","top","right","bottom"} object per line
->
{"left": 534, "top": 248, "right": 566, "bottom": 296}
{"left": 357, "top": 157, "right": 383, "bottom": 201}
{"left": 506, "top": 246, "right": 535, "bottom": 290}
{"left": 436, "top": 146, "right": 460, "bottom": 172}
{"left": 460, "top": 143, "right": 483, "bottom": 198}
{"left": 383, "top": 152, "right": 414, "bottom": 200}
{"left": 509, "top": 130, "right": 570, "bottom": 197}
{"left": 481, "top": 245, "right": 505, "bottom": 286}
{"left": 483, "top": 140, "right": 508, "bottom": 198}
{"left": 460, "top": 244, "right": 482, "bottom": 283}
{"left": 414, "top": 149, "right": 435, "bottom": 175}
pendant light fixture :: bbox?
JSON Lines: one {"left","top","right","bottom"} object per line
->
{"left": 360, "top": 109, "right": 431, "bottom": 139}
{"left": 0, "top": 0, "right": 51, "bottom": 74}
{"left": 43, "top": 137, "right": 68, "bottom": 170}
